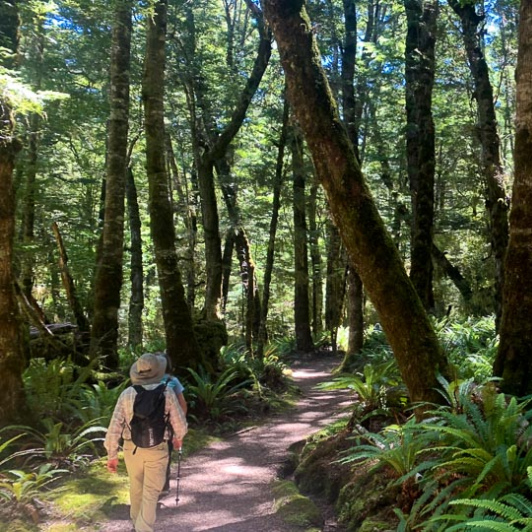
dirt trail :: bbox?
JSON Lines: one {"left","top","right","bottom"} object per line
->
{"left": 103, "top": 354, "right": 353, "bottom": 532}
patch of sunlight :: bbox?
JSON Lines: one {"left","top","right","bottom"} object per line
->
{"left": 46, "top": 456, "right": 129, "bottom": 522}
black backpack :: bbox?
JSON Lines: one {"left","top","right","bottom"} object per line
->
{"left": 130, "top": 383, "right": 169, "bottom": 451}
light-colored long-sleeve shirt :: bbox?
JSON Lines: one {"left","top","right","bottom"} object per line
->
{"left": 104, "top": 383, "right": 187, "bottom": 460}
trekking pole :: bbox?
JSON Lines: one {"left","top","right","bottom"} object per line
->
{"left": 175, "top": 448, "right": 182, "bottom": 506}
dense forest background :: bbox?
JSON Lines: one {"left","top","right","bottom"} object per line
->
{"left": 3, "top": 0, "right": 532, "bottom": 528}
{"left": 2, "top": 0, "right": 532, "bottom": 408}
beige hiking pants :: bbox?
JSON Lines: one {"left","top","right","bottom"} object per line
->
{"left": 123, "top": 439, "right": 168, "bottom": 532}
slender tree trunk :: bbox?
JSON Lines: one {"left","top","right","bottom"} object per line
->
{"left": 20, "top": 14, "right": 45, "bottom": 299}
{"left": 166, "top": 134, "right": 198, "bottom": 308}
{"left": 90, "top": 0, "right": 132, "bottom": 369}
{"left": 448, "top": 0, "right": 510, "bottom": 329}
{"left": 431, "top": 243, "right": 475, "bottom": 310}
{"left": 493, "top": 0, "right": 532, "bottom": 396}
{"left": 263, "top": 0, "right": 449, "bottom": 405}
{"left": 404, "top": 0, "right": 438, "bottom": 312}
{"left": 325, "top": 221, "right": 345, "bottom": 352}
{"left": 126, "top": 167, "right": 144, "bottom": 351}
{"left": 191, "top": 2, "right": 271, "bottom": 322}
{"left": 346, "top": 267, "right": 364, "bottom": 356}
{"left": 291, "top": 128, "right": 314, "bottom": 352}
{"left": 197, "top": 158, "right": 224, "bottom": 320}
{"left": 143, "top": 0, "right": 203, "bottom": 372}
{"left": 221, "top": 228, "right": 235, "bottom": 311}
{"left": 341, "top": 0, "right": 365, "bottom": 359}
{"left": 308, "top": 178, "right": 323, "bottom": 336}
{"left": 52, "top": 222, "right": 91, "bottom": 334}
{"left": 0, "top": 0, "right": 27, "bottom": 425}
{"left": 0, "top": 105, "right": 25, "bottom": 425}
{"left": 217, "top": 155, "right": 261, "bottom": 350}
{"left": 257, "top": 94, "right": 289, "bottom": 358}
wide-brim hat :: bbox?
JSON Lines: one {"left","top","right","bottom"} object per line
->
{"left": 130, "top": 353, "right": 167, "bottom": 385}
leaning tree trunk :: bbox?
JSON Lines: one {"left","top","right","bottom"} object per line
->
{"left": 404, "top": 0, "right": 438, "bottom": 312}
{"left": 263, "top": 0, "right": 449, "bottom": 405}
{"left": 291, "top": 127, "right": 314, "bottom": 352}
{"left": 90, "top": 0, "right": 132, "bottom": 369}
{"left": 143, "top": 0, "right": 203, "bottom": 372}
{"left": 493, "top": 0, "right": 532, "bottom": 396}
{"left": 448, "top": 0, "right": 509, "bottom": 329}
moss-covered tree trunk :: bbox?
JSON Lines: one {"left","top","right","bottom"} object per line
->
{"left": 308, "top": 179, "right": 323, "bottom": 337}
{"left": 341, "top": 0, "right": 365, "bottom": 362}
{"left": 90, "top": 0, "right": 132, "bottom": 369}
{"left": 143, "top": 0, "right": 203, "bottom": 372}
{"left": 126, "top": 167, "right": 144, "bottom": 351}
{"left": 0, "top": 101, "right": 25, "bottom": 426}
{"left": 263, "top": 0, "right": 449, "bottom": 404}
{"left": 190, "top": 3, "right": 272, "bottom": 323}
{"left": 447, "top": 0, "right": 509, "bottom": 329}
{"left": 493, "top": 0, "right": 532, "bottom": 396}
{"left": 292, "top": 128, "right": 314, "bottom": 352}
{"left": 404, "top": 0, "right": 438, "bottom": 312}
{"left": 325, "top": 221, "right": 345, "bottom": 352}
{"left": 0, "top": 0, "right": 26, "bottom": 425}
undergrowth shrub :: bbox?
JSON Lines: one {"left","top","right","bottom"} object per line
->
{"left": 341, "top": 375, "right": 532, "bottom": 531}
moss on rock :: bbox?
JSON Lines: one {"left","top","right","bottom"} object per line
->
{"left": 294, "top": 427, "right": 353, "bottom": 502}
{"left": 272, "top": 480, "right": 323, "bottom": 528}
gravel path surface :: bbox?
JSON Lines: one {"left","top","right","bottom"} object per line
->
{"left": 103, "top": 353, "right": 353, "bottom": 532}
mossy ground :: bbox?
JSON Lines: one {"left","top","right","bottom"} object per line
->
{"left": 272, "top": 480, "right": 323, "bottom": 529}
{"left": 0, "top": 428, "right": 218, "bottom": 531}
{"left": 293, "top": 421, "right": 399, "bottom": 531}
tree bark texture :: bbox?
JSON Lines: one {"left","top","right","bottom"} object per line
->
{"left": 90, "top": 0, "right": 132, "bottom": 369}
{"left": 308, "top": 179, "right": 323, "bottom": 336}
{"left": 404, "top": 0, "right": 438, "bottom": 312}
{"left": 341, "top": 0, "right": 365, "bottom": 355}
{"left": 325, "top": 220, "right": 345, "bottom": 349}
{"left": 126, "top": 167, "right": 144, "bottom": 351}
{"left": 447, "top": 0, "right": 509, "bottom": 328}
{"left": 263, "top": 0, "right": 449, "bottom": 404}
{"left": 0, "top": 98, "right": 26, "bottom": 426}
{"left": 493, "top": 0, "right": 532, "bottom": 396}
{"left": 0, "top": 4, "right": 25, "bottom": 424}
{"left": 291, "top": 128, "right": 314, "bottom": 352}
{"left": 347, "top": 267, "right": 364, "bottom": 357}
{"left": 143, "top": 0, "right": 203, "bottom": 372}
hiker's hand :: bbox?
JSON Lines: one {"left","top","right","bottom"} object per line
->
{"left": 172, "top": 438, "right": 182, "bottom": 451}
{"left": 107, "top": 458, "right": 118, "bottom": 473}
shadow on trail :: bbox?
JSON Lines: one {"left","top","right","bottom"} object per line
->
{"left": 105, "top": 354, "right": 353, "bottom": 532}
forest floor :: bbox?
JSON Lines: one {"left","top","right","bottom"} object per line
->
{"left": 99, "top": 352, "right": 353, "bottom": 532}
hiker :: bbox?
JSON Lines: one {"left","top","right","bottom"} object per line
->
{"left": 158, "top": 351, "right": 187, "bottom": 416}
{"left": 105, "top": 353, "right": 187, "bottom": 532}
{"left": 157, "top": 351, "right": 187, "bottom": 493}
